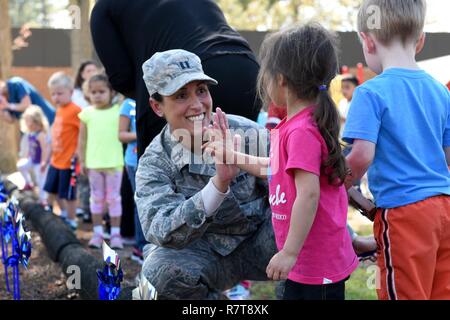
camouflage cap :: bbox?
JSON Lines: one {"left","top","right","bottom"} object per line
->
{"left": 142, "top": 49, "right": 218, "bottom": 97}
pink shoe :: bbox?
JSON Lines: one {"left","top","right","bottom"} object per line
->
{"left": 110, "top": 234, "right": 124, "bottom": 250}
{"left": 88, "top": 233, "right": 104, "bottom": 249}
{"left": 22, "top": 183, "right": 34, "bottom": 191}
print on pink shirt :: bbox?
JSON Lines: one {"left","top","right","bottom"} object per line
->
{"left": 269, "top": 184, "right": 287, "bottom": 207}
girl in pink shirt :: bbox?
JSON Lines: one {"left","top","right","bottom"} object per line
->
{"left": 206, "top": 23, "right": 358, "bottom": 299}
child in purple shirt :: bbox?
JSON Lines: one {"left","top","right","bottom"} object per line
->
{"left": 17, "top": 105, "right": 49, "bottom": 203}
{"left": 206, "top": 23, "right": 358, "bottom": 299}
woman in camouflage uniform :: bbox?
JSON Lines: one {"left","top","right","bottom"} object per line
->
{"left": 135, "top": 49, "right": 277, "bottom": 299}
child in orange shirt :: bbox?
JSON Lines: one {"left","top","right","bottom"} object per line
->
{"left": 43, "top": 72, "right": 81, "bottom": 230}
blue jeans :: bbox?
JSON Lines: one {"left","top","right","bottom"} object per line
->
{"left": 126, "top": 165, "right": 147, "bottom": 251}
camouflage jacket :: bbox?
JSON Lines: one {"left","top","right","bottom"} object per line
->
{"left": 135, "top": 115, "right": 270, "bottom": 256}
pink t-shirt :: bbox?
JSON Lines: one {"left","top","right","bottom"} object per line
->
{"left": 269, "top": 106, "right": 358, "bottom": 285}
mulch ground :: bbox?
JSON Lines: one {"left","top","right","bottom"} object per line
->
{"left": 0, "top": 212, "right": 142, "bottom": 300}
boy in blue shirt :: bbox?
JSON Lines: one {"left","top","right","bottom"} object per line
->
{"left": 344, "top": 0, "right": 450, "bottom": 300}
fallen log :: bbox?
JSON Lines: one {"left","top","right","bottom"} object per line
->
{"left": 19, "top": 194, "right": 102, "bottom": 299}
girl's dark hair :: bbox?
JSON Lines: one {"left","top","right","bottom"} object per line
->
{"left": 257, "top": 23, "right": 346, "bottom": 185}
{"left": 88, "top": 74, "right": 114, "bottom": 92}
{"left": 74, "top": 60, "right": 98, "bottom": 89}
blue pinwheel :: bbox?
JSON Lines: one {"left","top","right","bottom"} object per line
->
{"left": 0, "top": 193, "right": 32, "bottom": 300}
{"left": 97, "top": 241, "right": 123, "bottom": 300}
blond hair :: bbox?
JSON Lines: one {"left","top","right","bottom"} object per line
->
{"left": 357, "top": 0, "right": 426, "bottom": 45}
{"left": 48, "top": 71, "right": 74, "bottom": 90}
{"left": 20, "top": 105, "right": 49, "bottom": 134}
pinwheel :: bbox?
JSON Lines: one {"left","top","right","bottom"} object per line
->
{"left": 132, "top": 272, "right": 158, "bottom": 300}
{"left": 0, "top": 194, "right": 32, "bottom": 300}
{"left": 97, "top": 241, "right": 123, "bottom": 300}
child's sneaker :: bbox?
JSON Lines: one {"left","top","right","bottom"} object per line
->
{"left": 88, "top": 233, "right": 104, "bottom": 249}
{"left": 223, "top": 283, "right": 251, "bottom": 300}
{"left": 122, "top": 237, "right": 136, "bottom": 246}
{"left": 59, "top": 210, "right": 68, "bottom": 222}
{"left": 103, "top": 231, "right": 111, "bottom": 240}
{"left": 83, "top": 211, "right": 92, "bottom": 223}
{"left": 22, "top": 183, "right": 34, "bottom": 191}
{"left": 110, "top": 234, "right": 124, "bottom": 250}
{"left": 131, "top": 247, "right": 144, "bottom": 265}
{"left": 41, "top": 202, "right": 53, "bottom": 213}
{"left": 66, "top": 219, "right": 78, "bottom": 231}
{"left": 76, "top": 208, "right": 84, "bottom": 217}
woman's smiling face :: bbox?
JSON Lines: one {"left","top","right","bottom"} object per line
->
{"left": 150, "top": 80, "right": 213, "bottom": 138}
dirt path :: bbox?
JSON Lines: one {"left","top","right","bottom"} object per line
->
{"left": 0, "top": 212, "right": 142, "bottom": 300}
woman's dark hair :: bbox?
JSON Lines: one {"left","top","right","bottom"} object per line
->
{"left": 151, "top": 92, "right": 163, "bottom": 102}
{"left": 257, "top": 23, "right": 346, "bottom": 185}
{"left": 74, "top": 60, "right": 98, "bottom": 89}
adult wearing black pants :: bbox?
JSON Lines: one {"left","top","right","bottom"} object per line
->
{"left": 90, "top": 0, "right": 261, "bottom": 157}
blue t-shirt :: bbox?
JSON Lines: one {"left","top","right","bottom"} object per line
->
{"left": 7, "top": 77, "right": 55, "bottom": 124}
{"left": 119, "top": 99, "right": 138, "bottom": 167}
{"left": 343, "top": 68, "right": 450, "bottom": 209}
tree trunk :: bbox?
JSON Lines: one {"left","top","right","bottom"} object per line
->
{"left": 70, "top": 0, "right": 94, "bottom": 71}
{"left": 0, "top": 0, "right": 12, "bottom": 79}
{"left": 0, "top": 0, "right": 18, "bottom": 175}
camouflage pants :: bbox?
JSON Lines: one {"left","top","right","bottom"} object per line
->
{"left": 77, "top": 175, "right": 90, "bottom": 212}
{"left": 142, "top": 217, "right": 277, "bottom": 300}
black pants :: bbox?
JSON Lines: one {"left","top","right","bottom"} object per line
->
{"left": 136, "top": 54, "right": 261, "bottom": 158}
{"left": 120, "top": 166, "right": 135, "bottom": 238}
{"left": 282, "top": 278, "right": 348, "bottom": 300}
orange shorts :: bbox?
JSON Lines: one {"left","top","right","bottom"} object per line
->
{"left": 374, "top": 195, "right": 450, "bottom": 300}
